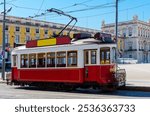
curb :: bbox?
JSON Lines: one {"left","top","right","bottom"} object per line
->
{"left": 119, "top": 86, "right": 150, "bottom": 92}
{"left": 0, "top": 80, "right": 7, "bottom": 84}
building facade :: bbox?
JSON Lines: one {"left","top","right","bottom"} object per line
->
{"left": 101, "top": 15, "right": 150, "bottom": 63}
{"left": 0, "top": 15, "right": 99, "bottom": 51}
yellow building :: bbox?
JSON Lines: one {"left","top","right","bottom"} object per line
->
{"left": 0, "top": 15, "right": 99, "bottom": 50}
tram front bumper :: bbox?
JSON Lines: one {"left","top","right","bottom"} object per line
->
{"left": 116, "top": 69, "right": 126, "bottom": 87}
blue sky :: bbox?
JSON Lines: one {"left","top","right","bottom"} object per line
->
{"left": 0, "top": 0, "right": 150, "bottom": 30}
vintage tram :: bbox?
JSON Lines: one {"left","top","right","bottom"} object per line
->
{"left": 10, "top": 33, "right": 126, "bottom": 91}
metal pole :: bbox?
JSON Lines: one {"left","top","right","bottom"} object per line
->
{"left": 2, "top": 0, "right": 6, "bottom": 80}
{"left": 115, "top": 0, "right": 119, "bottom": 80}
{"left": 115, "top": 0, "right": 118, "bottom": 64}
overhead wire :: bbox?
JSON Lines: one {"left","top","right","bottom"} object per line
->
{"left": 1, "top": 0, "right": 150, "bottom": 22}
{"left": 60, "top": 0, "right": 95, "bottom": 10}
{"left": 49, "top": 1, "right": 150, "bottom": 19}
{"left": 35, "top": 0, "right": 45, "bottom": 15}
{"left": 29, "top": 2, "right": 115, "bottom": 19}
{"left": 5, "top": 2, "right": 46, "bottom": 11}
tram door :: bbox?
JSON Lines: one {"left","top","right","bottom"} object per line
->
{"left": 84, "top": 50, "right": 97, "bottom": 81}
{"left": 100, "top": 47, "right": 111, "bottom": 80}
{"left": 12, "top": 55, "right": 19, "bottom": 81}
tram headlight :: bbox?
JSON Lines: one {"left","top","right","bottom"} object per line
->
{"left": 110, "top": 67, "right": 115, "bottom": 73}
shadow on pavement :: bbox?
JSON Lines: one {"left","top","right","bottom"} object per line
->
{"left": 14, "top": 85, "right": 150, "bottom": 98}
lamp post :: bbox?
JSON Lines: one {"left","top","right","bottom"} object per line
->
{"left": 2, "top": 0, "right": 6, "bottom": 80}
{"left": 115, "top": 0, "right": 118, "bottom": 64}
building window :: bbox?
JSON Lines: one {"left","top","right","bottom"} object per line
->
{"left": 122, "top": 28, "right": 126, "bottom": 37}
{"left": 36, "top": 28, "right": 39, "bottom": 33}
{"left": 26, "top": 27, "right": 30, "bottom": 33}
{"left": 26, "top": 35, "right": 30, "bottom": 41}
{"left": 35, "top": 35, "right": 40, "bottom": 40}
{"left": 29, "top": 54, "right": 36, "bottom": 68}
{"left": 16, "top": 26, "right": 20, "bottom": 32}
{"left": 129, "top": 55, "right": 132, "bottom": 58}
{"left": 91, "top": 50, "right": 97, "bottom": 64}
{"left": 37, "top": 53, "right": 46, "bottom": 67}
{"left": 21, "top": 54, "right": 28, "bottom": 68}
{"left": 128, "top": 27, "right": 133, "bottom": 36}
{"left": 15, "top": 35, "right": 20, "bottom": 43}
{"left": 57, "top": 52, "right": 66, "bottom": 67}
{"left": 5, "top": 25, "right": 9, "bottom": 31}
{"left": 140, "top": 29, "right": 142, "bottom": 37}
{"left": 5, "top": 34, "right": 9, "bottom": 43}
{"left": 128, "top": 42, "right": 133, "bottom": 50}
{"left": 138, "top": 27, "right": 140, "bottom": 36}
{"left": 47, "top": 52, "right": 55, "bottom": 67}
{"left": 53, "top": 31, "right": 57, "bottom": 37}
{"left": 45, "top": 29, "right": 48, "bottom": 35}
{"left": 67, "top": 51, "right": 77, "bottom": 67}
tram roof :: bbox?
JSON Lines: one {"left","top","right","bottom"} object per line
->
{"left": 12, "top": 38, "right": 116, "bottom": 54}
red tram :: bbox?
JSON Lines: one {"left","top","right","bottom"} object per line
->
{"left": 10, "top": 33, "right": 126, "bottom": 91}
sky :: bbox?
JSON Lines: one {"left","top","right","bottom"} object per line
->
{"left": 0, "top": 0, "right": 150, "bottom": 30}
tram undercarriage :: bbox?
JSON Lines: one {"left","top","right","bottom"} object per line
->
{"left": 10, "top": 79, "right": 125, "bottom": 92}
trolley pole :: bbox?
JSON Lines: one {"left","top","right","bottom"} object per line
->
{"left": 115, "top": 0, "right": 118, "bottom": 65}
{"left": 2, "top": 0, "right": 6, "bottom": 80}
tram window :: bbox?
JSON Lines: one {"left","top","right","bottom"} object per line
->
{"left": 47, "top": 52, "right": 55, "bottom": 67}
{"left": 57, "top": 52, "right": 66, "bottom": 67}
{"left": 101, "top": 51, "right": 105, "bottom": 64}
{"left": 37, "top": 53, "right": 46, "bottom": 67}
{"left": 13, "top": 55, "right": 17, "bottom": 67}
{"left": 106, "top": 51, "right": 110, "bottom": 59}
{"left": 84, "top": 51, "right": 89, "bottom": 64}
{"left": 91, "top": 50, "right": 97, "bottom": 64}
{"left": 112, "top": 47, "right": 116, "bottom": 63}
{"left": 29, "top": 54, "right": 36, "bottom": 68}
{"left": 67, "top": 51, "right": 77, "bottom": 67}
{"left": 100, "top": 47, "right": 110, "bottom": 64}
{"left": 21, "top": 54, "right": 28, "bottom": 68}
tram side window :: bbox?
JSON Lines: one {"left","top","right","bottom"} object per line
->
{"left": 21, "top": 54, "right": 28, "bottom": 68}
{"left": 91, "top": 50, "right": 97, "bottom": 64}
{"left": 37, "top": 53, "right": 46, "bottom": 67}
{"left": 84, "top": 50, "right": 97, "bottom": 64}
{"left": 100, "top": 47, "right": 110, "bottom": 64}
{"left": 13, "top": 55, "right": 17, "bottom": 67}
{"left": 112, "top": 47, "right": 116, "bottom": 63}
{"left": 57, "top": 52, "right": 66, "bottom": 67}
{"left": 84, "top": 51, "right": 89, "bottom": 64}
{"left": 47, "top": 52, "right": 55, "bottom": 67}
{"left": 29, "top": 54, "right": 36, "bottom": 68}
{"left": 67, "top": 51, "right": 77, "bottom": 67}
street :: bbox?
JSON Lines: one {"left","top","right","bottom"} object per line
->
{"left": 0, "top": 83, "right": 150, "bottom": 99}
{"left": 119, "top": 64, "right": 150, "bottom": 87}
{"left": 1, "top": 64, "right": 150, "bottom": 99}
